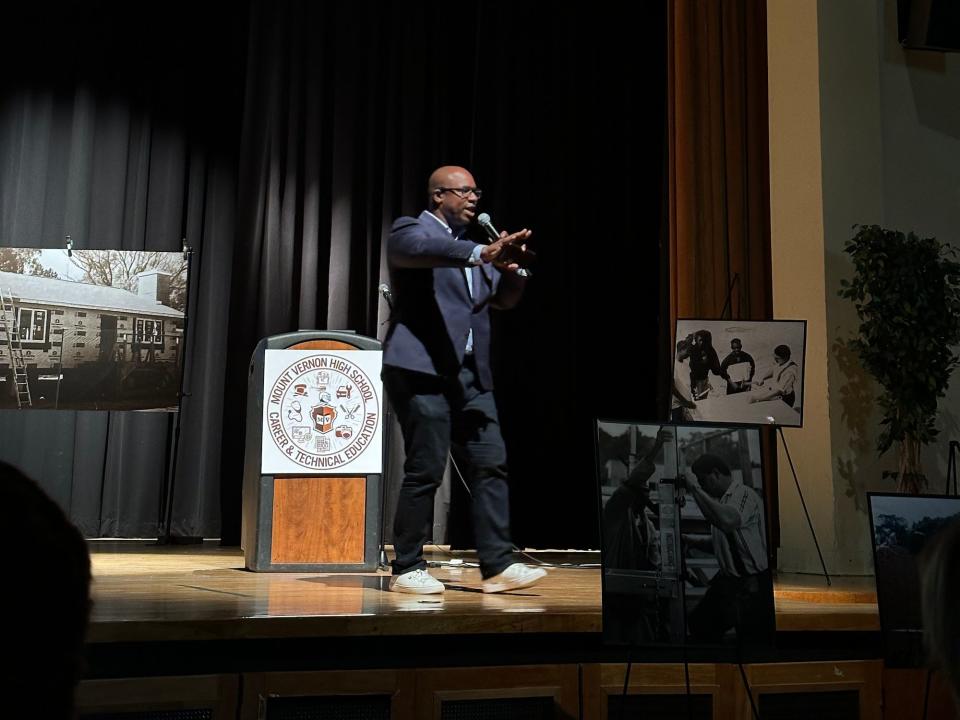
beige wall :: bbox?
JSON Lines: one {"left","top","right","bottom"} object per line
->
{"left": 768, "top": 0, "right": 960, "bottom": 575}
{"left": 767, "top": 0, "right": 840, "bottom": 574}
{"left": 817, "top": 0, "right": 887, "bottom": 575}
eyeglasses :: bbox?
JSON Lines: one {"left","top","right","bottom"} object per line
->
{"left": 437, "top": 186, "right": 483, "bottom": 199}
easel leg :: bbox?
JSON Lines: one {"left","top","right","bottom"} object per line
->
{"left": 738, "top": 661, "right": 761, "bottom": 720}
{"left": 617, "top": 641, "right": 634, "bottom": 720}
{"left": 777, "top": 426, "right": 831, "bottom": 586}
{"left": 946, "top": 441, "right": 958, "bottom": 496}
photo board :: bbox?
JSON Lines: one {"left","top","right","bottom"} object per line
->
{"left": 673, "top": 319, "right": 807, "bottom": 428}
{"left": 0, "top": 248, "right": 187, "bottom": 411}
{"left": 597, "top": 420, "right": 775, "bottom": 651}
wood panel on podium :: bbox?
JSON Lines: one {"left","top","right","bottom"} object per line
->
{"left": 242, "top": 330, "right": 383, "bottom": 571}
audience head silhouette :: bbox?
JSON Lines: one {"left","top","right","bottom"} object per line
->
{"left": 1, "top": 461, "right": 90, "bottom": 718}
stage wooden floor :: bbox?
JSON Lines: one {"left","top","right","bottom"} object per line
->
{"left": 80, "top": 543, "right": 959, "bottom": 720}
{"left": 87, "top": 541, "right": 879, "bottom": 644}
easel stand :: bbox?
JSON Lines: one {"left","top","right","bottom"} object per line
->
{"left": 922, "top": 668, "right": 933, "bottom": 720}
{"left": 157, "top": 244, "right": 198, "bottom": 545}
{"left": 737, "top": 661, "right": 761, "bottom": 720}
{"left": 946, "top": 440, "right": 958, "bottom": 495}
{"left": 378, "top": 399, "right": 394, "bottom": 570}
{"left": 776, "top": 426, "right": 831, "bottom": 585}
{"left": 719, "top": 273, "right": 742, "bottom": 321}
{"left": 618, "top": 642, "right": 634, "bottom": 720}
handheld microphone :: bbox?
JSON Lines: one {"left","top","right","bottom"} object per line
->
{"left": 476, "top": 213, "right": 531, "bottom": 278}
{"left": 476, "top": 212, "right": 500, "bottom": 242}
{"left": 378, "top": 283, "right": 394, "bottom": 309}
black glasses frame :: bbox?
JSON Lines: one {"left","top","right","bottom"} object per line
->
{"left": 437, "top": 186, "right": 483, "bottom": 199}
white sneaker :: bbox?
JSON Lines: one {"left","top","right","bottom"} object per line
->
{"left": 482, "top": 563, "right": 547, "bottom": 593}
{"left": 389, "top": 568, "right": 445, "bottom": 594}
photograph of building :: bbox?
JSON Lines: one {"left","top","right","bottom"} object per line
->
{"left": 868, "top": 493, "right": 960, "bottom": 666}
{"left": 0, "top": 250, "right": 185, "bottom": 410}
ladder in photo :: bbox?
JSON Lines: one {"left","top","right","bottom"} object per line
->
{"left": 0, "top": 288, "right": 33, "bottom": 408}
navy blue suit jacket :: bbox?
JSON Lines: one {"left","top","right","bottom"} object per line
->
{"left": 382, "top": 210, "right": 524, "bottom": 389}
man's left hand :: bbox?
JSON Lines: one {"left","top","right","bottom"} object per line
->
{"left": 483, "top": 229, "right": 533, "bottom": 273}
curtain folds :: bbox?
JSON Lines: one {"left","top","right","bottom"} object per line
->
{"left": 668, "top": 0, "right": 772, "bottom": 322}
{"left": 219, "top": 3, "right": 671, "bottom": 547}
{"left": 2, "top": 1, "right": 668, "bottom": 549}
{"left": 0, "top": 3, "right": 243, "bottom": 537}
{"left": 668, "top": 0, "right": 777, "bottom": 547}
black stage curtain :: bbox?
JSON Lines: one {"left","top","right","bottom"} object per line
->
{"left": 0, "top": 2, "right": 244, "bottom": 537}
{"left": 1, "top": 1, "right": 666, "bottom": 549}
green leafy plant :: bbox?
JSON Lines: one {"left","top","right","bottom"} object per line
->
{"left": 838, "top": 225, "right": 960, "bottom": 493}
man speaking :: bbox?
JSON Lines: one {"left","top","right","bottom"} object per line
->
{"left": 382, "top": 165, "right": 545, "bottom": 595}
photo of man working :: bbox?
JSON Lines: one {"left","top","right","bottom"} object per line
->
{"left": 681, "top": 452, "right": 774, "bottom": 644}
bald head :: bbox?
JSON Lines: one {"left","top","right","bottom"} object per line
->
{"left": 427, "top": 165, "right": 479, "bottom": 229}
{"left": 428, "top": 166, "right": 472, "bottom": 196}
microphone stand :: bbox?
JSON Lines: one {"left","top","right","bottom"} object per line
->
{"left": 378, "top": 283, "right": 393, "bottom": 570}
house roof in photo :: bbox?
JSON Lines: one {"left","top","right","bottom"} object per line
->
{"left": 0, "top": 270, "right": 184, "bottom": 318}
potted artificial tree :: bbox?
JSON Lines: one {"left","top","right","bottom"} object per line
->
{"left": 839, "top": 224, "right": 960, "bottom": 493}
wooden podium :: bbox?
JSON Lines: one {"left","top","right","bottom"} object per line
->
{"left": 242, "top": 330, "right": 383, "bottom": 571}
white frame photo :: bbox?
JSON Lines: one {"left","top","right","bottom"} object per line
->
{"left": 672, "top": 318, "right": 807, "bottom": 428}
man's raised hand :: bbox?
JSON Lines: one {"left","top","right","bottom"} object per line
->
{"left": 480, "top": 228, "right": 533, "bottom": 271}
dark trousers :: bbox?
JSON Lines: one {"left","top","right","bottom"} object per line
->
{"left": 384, "top": 358, "right": 513, "bottom": 579}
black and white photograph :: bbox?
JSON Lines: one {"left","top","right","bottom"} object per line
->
{"left": 597, "top": 420, "right": 775, "bottom": 649}
{"left": 0, "top": 248, "right": 186, "bottom": 411}
{"left": 673, "top": 319, "right": 807, "bottom": 427}
{"left": 867, "top": 493, "right": 960, "bottom": 667}
{"left": 674, "top": 423, "right": 774, "bottom": 648}
{"left": 597, "top": 421, "right": 685, "bottom": 646}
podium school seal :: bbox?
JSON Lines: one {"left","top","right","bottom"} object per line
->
{"left": 266, "top": 354, "right": 380, "bottom": 470}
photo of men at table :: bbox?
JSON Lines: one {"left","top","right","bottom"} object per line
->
{"left": 673, "top": 319, "right": 806, "bottom": 427}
